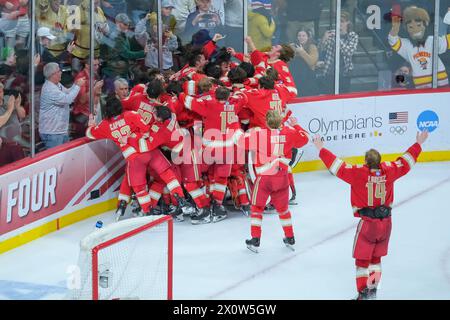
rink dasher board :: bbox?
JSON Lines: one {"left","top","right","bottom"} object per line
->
{"left": 0, "top": 140, "right": 124, "bottom": 254}
{"left": 289, "top": 90, "right": 450, "bottom": 172}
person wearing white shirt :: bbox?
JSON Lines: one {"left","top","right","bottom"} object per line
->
{"left": 39, "top": 62, "right": 86, "bottom": 150}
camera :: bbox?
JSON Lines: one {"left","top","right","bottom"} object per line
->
{"left": 395, "top": 74, "right": 405, "bottom": 84}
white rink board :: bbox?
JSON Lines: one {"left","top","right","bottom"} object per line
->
{"left": 290, "top": 91, "right": 450, "bottom": 161}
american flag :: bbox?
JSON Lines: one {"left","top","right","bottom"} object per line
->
{"left": 389, "top": 112, "right": 408, "bottom": 124}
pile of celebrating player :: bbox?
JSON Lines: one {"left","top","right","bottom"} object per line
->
{"left": 86, "top": 34, "right": 308, "bottom": 237}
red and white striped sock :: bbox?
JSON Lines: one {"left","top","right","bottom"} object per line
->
{"left": 212, "top": 177, "right": 228, "bottom": 204}
{"left": 184, "top": 182, "right": 210, "bottom": 208}
{"left": 159, "top": 169, "right": 184, "bottom": 198}
{"left": 133, "top": 184, "right": 151, "bottom": 213}
{"left": 278, "top": 209, "right": 294, "bottom": 238}
{"left": 250, "top": 206, "right": 264, "bottom": 238}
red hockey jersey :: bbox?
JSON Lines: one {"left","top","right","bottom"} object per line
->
{"left": 318, "top": 143, "right": 422, "bottom": 217}
{"left": 239, "top": 124, "right": 309, "bottom": 176}
{"left": 250, "top": 49, "right": 296, "bottom": 87}
{"left": 136, "top": 116, "right": 189, "bottom": 158}
{"left": 122, "top": 93, "right": 176, "bottom": 126}
{"left": 180, "top": 92, "right": 248, "bottom": 149}
{"left": 86, "top": 111, "right": 148, "bottom": 160}
{"left": 243, "top": 87, "right": 292, "bottom": 129}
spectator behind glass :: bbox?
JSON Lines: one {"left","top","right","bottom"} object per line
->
{"left": 0, "top": 92, "right": 25, "bottom": 167}
{"left": 135, "top": 0, "right": 179, "bottom": 70}
{"left": 316, "top": 10, "right": 359, "bottom": 94}
{"left": 71, "top": 58, "right": 103, "bottom": 139}
{"left": 248, "top": 1, "right": 276, "bottom": 52}
{"left": 184, "top": 0, "right": 223, "bottom": 43}
{"left": 36, "top": 0, "right": 70, "bottom": 60}
{"left": 69, "top": 0, "right": 108, "bottom": 74}
{"left": 114, "top": 77, "right": 129, "bottom": 100}
{"left": 283, "top": 0, "right": 324, "bottom": 43}
{"left": 35, "top": 26, "right": 74, "bottom": 65}
{"left": 39, "top": 62, "right": 85, "bottom": 150}
{"left": 0, "top": 82, "right": 27, "bottom": 150}
{"left": 101, "top": 0, "right": 127, "bottom": 41}
{"left": 101, "top": 13, "right": 147, "bottom": 92}
{"left": 392, "top": 64, "right": 414, "bottom": 90}
{"left": 0, "top": 0, "right": 29, "bottom": 53}
{"left": 171, "top": 0, "right": 225, "bottom": 43}
{"left": 289, "top": 27, "right": 319, "bottom": 97}
{"left": 145, "top": 0, "right": 177, "bottom": 33}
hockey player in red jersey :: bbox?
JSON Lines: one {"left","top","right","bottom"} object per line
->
{"left": 115, "top": 79, "right": 171, "bottom": 216}
{"left": 181, "top": 86, "right": 248, "bottom": 222}
{"left": 245, "top": 36, "right": 296, "bottom": 87}
{"left": 312, "top": 130, "right": 429, "bottom": 300}
{"left": 133, "top": 105, "right": 212, "bottom": 225}
{"left": 238, "top": 111, "right": 309, "bottom": 252}
{"left": 169, "top": 47, "right": 208, "bottom": 82}
{"left": 87, "top": 96, "right": 195, "bottom": 220}
{"left": 121, "top": 79, "right": 172, "bottom": 125}
{"left": 86, "top": 96, "right": 157, "bottom": 216}
{"left": 243, "top": 76, "right": 294, "bottom": 130}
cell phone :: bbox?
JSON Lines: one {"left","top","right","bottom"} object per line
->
{"left": 202, "top": 13, "right": 214, "bottom": 19}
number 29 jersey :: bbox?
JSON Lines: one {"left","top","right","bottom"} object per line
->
{"left": 318, "top": 143, "right": 422, "bottom": 217}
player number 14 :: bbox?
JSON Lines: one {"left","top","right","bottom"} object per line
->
{"left": 366, "top": 182, "right": 386, "bottom": 206}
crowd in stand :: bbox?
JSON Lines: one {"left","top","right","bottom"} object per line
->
{"left": 0, "top": 0, "right": 449, "bottom": 169}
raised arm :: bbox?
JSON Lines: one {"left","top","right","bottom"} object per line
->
{"left": 313, "top": 134, "right": 355, "bottom": 184}
{"left": 387, "top": 130, "right": 428, "bottom": 181}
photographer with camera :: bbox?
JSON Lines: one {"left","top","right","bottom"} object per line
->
{"left": 184, "top": 0, "right": 223, "bottom": 42}
{"left": 316, "top": 11, "right": 359, "bottom": 94}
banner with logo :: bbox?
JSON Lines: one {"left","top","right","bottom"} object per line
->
{"left": 0, "top": 140, "right": 124, "bottom": 252}
{"left": 290, "top": 91, "right": 450, "bottom": 163}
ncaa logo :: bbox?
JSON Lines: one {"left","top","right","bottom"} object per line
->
{"left": 417, "top": 110, "right": 439, "bottom": 132}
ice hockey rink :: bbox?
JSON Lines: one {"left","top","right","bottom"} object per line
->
{"left": 0, "top": 161, "right": 449, "bottom": 300}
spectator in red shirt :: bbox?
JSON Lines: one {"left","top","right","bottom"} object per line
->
{"left": 71, "top": 58, "right": 102, "bottom": 138}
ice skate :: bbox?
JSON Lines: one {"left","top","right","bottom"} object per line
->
{"left": 115, "top": 200, "right": 127, "bottom": 222}
{"left": 283, "top": 237, "right": 295, "bottom": 251}
{"left": 171, "top": 206, "right": 185, "bottom": 222}
{"left": 246, "top": 237, "right": 260, "bottom": 253}
{"left": 367, "top": 288, "right": 377, "bottom": 300}
{"left": 353, "top": 288, "right": 371, "bottom": 300}
{"left": 174, "top": 193, "right": 196, "bottom": 216}
{"left": 240, "top": 204, "right": 251, "bottom": 217}
{"left": 212, "top": 202, "right": 228, "bottom": 223}
{"left": 289, "top": 193, "right": 298, "bottom": 205}
{"left": 191, "top": 207, "right": 212, "bottom": 225}
{"left": 149, "top": 206, "right": 163, "bottom": 216}
{"left": 265, "top": 204, "right": 275, "bottom": 213}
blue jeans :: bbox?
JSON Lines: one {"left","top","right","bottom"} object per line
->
{"left": 40, "top": 133, "right": 69, "bottom": 150}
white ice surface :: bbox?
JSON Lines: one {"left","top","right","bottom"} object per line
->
{"left": 1, "top": 162, "right": 449, "bottom": 300}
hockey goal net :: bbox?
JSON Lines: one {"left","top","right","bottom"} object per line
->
{"left": 70, "top": 215, "right": 173, "bottom": 300}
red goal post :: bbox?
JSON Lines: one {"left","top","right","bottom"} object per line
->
{"left": 71, "top": 215, "right": 173, "bottom": 300}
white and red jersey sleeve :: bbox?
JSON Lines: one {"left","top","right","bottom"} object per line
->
{"left": 271, "top": 60, "right": 296, "bottom": 88}
{"left": 86, "top": 111, "right": 147, "bottom": 159}
{"left": 318, "top": 142, "right": 422, "bottom": 216}
{"left": 137, "top": 116, "right": 187, "bottom": 155}
{"left": 239, "top": 125, "right": 308, "bottom": 175}
{"left": 129, "top": 84, "right": 146, "bottom": 97}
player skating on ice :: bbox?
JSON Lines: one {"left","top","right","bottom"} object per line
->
{"left": 312, "top": 130, "right": 429, "bottom": 299}
{"left": 239, "top": 111, "right": 309, "bottom": 253}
